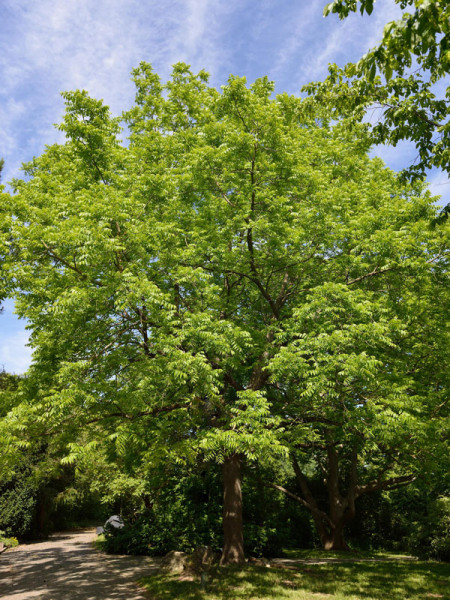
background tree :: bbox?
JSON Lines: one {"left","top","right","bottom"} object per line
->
{"left": 1, "top": 63, "right": 447, "bottom": 560}
{"left": 0, "top": 370, "right": 109, "bottom": 539}
{"left": 304, "top": 0, "right": 449, "bottom": 183}
{"left": 269, "top": 267, "right": 449, "bottom": 549}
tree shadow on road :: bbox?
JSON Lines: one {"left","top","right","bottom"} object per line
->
{"left": 0, "top": 533, "right": 160, "bottom": 600}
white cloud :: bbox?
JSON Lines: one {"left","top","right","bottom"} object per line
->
{"left": 0, "top": 329, "right": 32, "bottom": 375}
{"left": 185, "top": 0, "right": 210, "bottom": 56}
{"left": 427, "top": 170, "right": 449, "bottom": 206}
{"left": 271, "top": 0, "right": 322, "bottom": 79}
{"left": 285, "top": 0, "right": 402, "bottom": 84}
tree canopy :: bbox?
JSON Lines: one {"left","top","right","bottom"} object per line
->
{"left": 1, "top": 63, "right": 448, "bottom": 560}
{"left": 304, "top": 0, "right": 449, "bottom": 182}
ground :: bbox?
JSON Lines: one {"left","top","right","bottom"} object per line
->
{"left": 0, "top": 528, "right": 160, "bottom": 599}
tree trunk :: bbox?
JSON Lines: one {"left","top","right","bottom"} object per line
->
{"left": 220, "top": 453, "right": 245, "bottom": 565}
{"left": 36, "top": 500, "right": 47, "bottom": 536}
{"left": 323, "top": 446, "right": 352, "bottom": 551}
{"left": 292, "top": 449, "right": 354, "bottom": 551}
{"left": 322, "top": 521, "right": 350, "bottom": 550}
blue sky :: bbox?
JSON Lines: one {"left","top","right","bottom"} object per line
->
{"left": 0, "top": 0, "right": 448, "bottom": 373}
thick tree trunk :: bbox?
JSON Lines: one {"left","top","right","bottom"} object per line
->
{"left": 310, "top": 505, "right": 351, "bottom": 551}
{"left": 291, "top": 450, "right": 354, "bottom": 551}
{"left": 322, "top": 522, "right": 350, "bottom": 550}
{"left": 322, "top": 447, "right": 352, "bottom": 550}
{"left": 220, "top": 453, "right": 245, "bottom": 565}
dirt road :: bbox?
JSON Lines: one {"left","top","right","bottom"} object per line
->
{"left": 0, "top": 529, "right": 160, "bottom": 599}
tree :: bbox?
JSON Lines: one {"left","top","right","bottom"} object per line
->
{"left": 269, "top": 270, "right": 449, "bottom": 549}
{"left": 1, "top": 63, "right": 447, "bottom": 560}
{"left": 303, "top": 0, "right": 449, "bottom": 182}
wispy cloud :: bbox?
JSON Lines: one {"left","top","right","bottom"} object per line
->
{"left": 271, "top": 0, "right": 402, "bottom": 88}
{"left": 271, "top": 0, "right": 322, "bottom": 80}
{"left": 0, "top": 327, "right": 32, "bottom": 375}
{"left": 0, "top": 0, "right": 236, "bottom": 182}
{"left": 427, "top": 170, "right": 449, "bottom": 206}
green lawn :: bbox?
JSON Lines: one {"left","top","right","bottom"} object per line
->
{"left": 140, "top": 557, "right": 450, "bottom": 600}
{"left": 280, "top": 548, "right": 415, "bottom": 561}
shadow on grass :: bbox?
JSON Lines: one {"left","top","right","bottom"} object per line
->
{"left": 141, "top": 560, "right": 450, "bottom": 600}
{"left": 281, "top": 548, "right": 414, "bottom": 561}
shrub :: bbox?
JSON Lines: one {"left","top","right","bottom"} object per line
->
{"left": 0, "top": 470, "right": 39, "bottom": 538}
{"left": 402, "top": 496, "right": 450, "bottom": 561}
{"left": 101, "top": 462, "right": 316, "bottom": 557}
{"left": 0, "top": 531, "right": 19, "bottom": 548}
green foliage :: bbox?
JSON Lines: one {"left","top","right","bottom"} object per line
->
{"left": 100, "top": 463, "right": 310, "bottom": 557}
{"left": 307, "top": 0, "right": 450, "bottom": 182}
{"left": 0, "top": 373, "right": 39, "bottom": 539}
{"left": 101, "top": 517, "right": 155, "bottom": 555}
{"left": 268, "top": 248, "right": 448, "bottom": 546}
{"left": 393, "top": 492, "right": 450, "bottom": 561}
{"left": 426, "top": 497, "right": 450, "bottom": 561}
{"left": 0, "top": 456, "right": 108, "bottom": 539}
{"left": 0, "top": 158, "right": 13, "bottom": 310}
{"left": 242, "top": 468, "right": 315, "bottom": 556}
{"left": 0, "top": 371, "right": 109, "bottom": 538}
{"left": 0, "top": 531, "right": 19, "bottom": 548}
{"left": 0, "top": 467, "right": 38, "bottom": 538}
{"left": 101, "top": 464, "right": 223, "bottom": 556}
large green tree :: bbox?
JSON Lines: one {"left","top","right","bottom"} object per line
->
{"left": 1, "top": 63, "right": 447, "bottom": 560}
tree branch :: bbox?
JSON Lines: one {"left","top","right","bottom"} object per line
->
{"left": 84, "top": 401, "right": 187, "bottom": 426}
{"left": 346, "top": 265, "right": 393, "bottom": 286}
{"left": 266, "top": 482, "right": 333, "bottom": 527}
{"left": 355, "top": 474, "right": 416, "bottom": 498}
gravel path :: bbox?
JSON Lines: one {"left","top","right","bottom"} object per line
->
{"left": 0, "top": 529, "right": 161, "bottom": 599}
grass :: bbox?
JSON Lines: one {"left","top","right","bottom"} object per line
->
{"left": 93, "top": 533, "right": 106, "bottom": 552}
{"left": 140, "top": 556, "right": 450, "bottom": 600}
{"left": 281, "top": 548, "right": 416, "bottom": 561}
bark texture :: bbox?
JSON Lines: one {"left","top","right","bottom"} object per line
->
{"left": 220, "top": 453, "right": 245, "bottom": 565}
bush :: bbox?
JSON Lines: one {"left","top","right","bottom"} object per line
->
{"left": 242, "top": 468, "right": 315, "bottom": 556}
{"left": 102, "top": 516, "right": 160, "bottom": 555}
{"left": 100, "top": 465, "right": 223, "bottom": 555}
{"left": 101, "top": 462, "right": 316, "bottom": 557}
{"left": 0, "top": 530, "right": 19, "bottom": 548}
{"left": 51, "top": 486, "right": 110, "bottom": 531}
{"left": 0, "top": 469, "right": 39, "bottom": 538}
{"left": 402, "top": 496, "right": 450, "bottom": 561}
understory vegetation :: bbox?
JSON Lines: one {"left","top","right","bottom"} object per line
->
{"left": 3, "top": 444, "right": 448, "bottom": 562}
{"left": 98, "top": 466, "right": 449, "bottom": 561}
